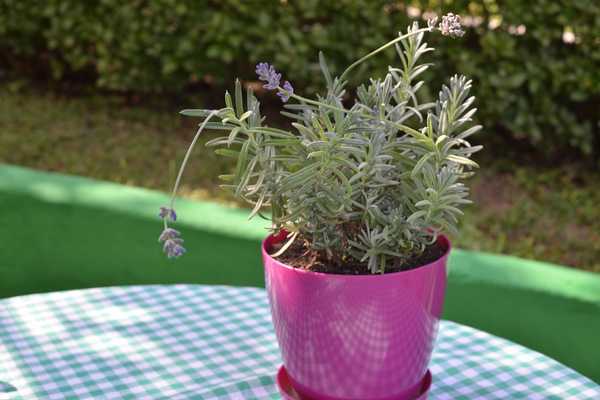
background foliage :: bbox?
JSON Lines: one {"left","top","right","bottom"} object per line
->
{"left": 1, "top": 0, "right": 599, "bottom": 160}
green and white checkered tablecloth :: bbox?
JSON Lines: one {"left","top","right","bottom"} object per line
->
{"left": 0, "top": 285, "right": 598, "bottom": 399}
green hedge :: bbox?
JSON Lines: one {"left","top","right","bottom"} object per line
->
{"left": 1, "top": 0, "right": 598, "bottom": 158}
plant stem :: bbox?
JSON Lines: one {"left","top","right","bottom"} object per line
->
{"left": 339, "top": 27, "right": 431, "bottom": 82}
{"left": 169, "top": 110, "right": 219, "bottom": 209}
{"left": 286, "top": 91, "right": 349, "bottom": 114}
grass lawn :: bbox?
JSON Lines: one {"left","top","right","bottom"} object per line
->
{"left": 1, "top": 86, "right": 599, "bottom": 273}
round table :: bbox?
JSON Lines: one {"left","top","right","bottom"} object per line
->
{"left": 0, "top": 285, "right": 598, "bottom": 399}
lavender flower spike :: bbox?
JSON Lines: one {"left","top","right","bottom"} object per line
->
{"left": 439, "top": 13, "right": 465, "bottom": 38}
{"left": 256, "top": 62, "right": 281, "bottom": 90}
{"left": 158, "top": 227, "right": 186, "bottom": 258}
{"left": 277, "top": 81, "right": 294, "bottom": 102}
{"left": 159, "top": 206, "right": 177, "bottom": 221}
{"left": 163, "top": 239, "right": 186, "bottom": 258}
{"left": 158, "top": 228, "right": 181, "bottom": 242}
{"left": 427, "top": 16, "right": 438, "bottom": 30}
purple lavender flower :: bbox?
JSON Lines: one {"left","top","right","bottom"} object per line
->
{"left": 159, "top": 206, "right": 177, "bottom": 221}
{"left": 427, "top": 16, "right": 438, "bottom": 30}
{"left": 255, "top": 62, "right": 281, "bottom": 90}
{"left": 277, "top": 81, "right": 294, "bottom": 103}
{"left": 158, "top": 228, "right": 180, "bottom": 242}
{"left": 163, "top": 239, "right": 186, "bottom": 258}
{"left": 439, "top": 13, "right": 464, "bottom": 38}
{"left": 158, "top": 227, "right": 186, "bottom": 258}
{"left": 255, "top": 62, "right": 271, "bottom": 79}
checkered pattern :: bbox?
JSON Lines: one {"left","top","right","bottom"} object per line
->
{"left": 0, "top": 285, "right": 598, "bottom": 399}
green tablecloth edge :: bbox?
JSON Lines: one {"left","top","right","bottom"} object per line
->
{"left": 1, "top": 163, "right": 599, "bottom": 383}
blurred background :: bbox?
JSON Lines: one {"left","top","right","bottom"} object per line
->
{"left": 1, "top": 0, "right": 599, "bottom": 272}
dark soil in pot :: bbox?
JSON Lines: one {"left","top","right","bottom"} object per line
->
{"left": 273, "top": 235, "right": 447, "bottom": 275}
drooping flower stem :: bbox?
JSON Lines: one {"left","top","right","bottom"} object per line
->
{"left": 339, "top": 27, "right": 431, "bottom": 82}
{"left": 157, "top": 109, "right": 219, "bottom": 258}
{"left": 169, "top": 110, "right": 220, "bottom": 209}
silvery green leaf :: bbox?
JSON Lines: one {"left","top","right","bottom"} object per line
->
{"left": 446, "top": 155, "right": 479, "bottom": 167}
{"left": 411, "top": 153, "right": 434, "bottom": 179}
{"left": 203, "top": 122, "right": 236, "bottom": 131}
{"left": 206, "top": 138, "right": 243, "bottom": 147}
{"left": 234, "top": 79, "right": 244, "bottom": 117}
{"left": 227, "top": 127, "right": 241, "bottom": 146}
{"left": 239, "top": 111, "right": 253, "bottom": 122}
{"left": 415, "top": 200, "right": 432, "bottom": 208}
{"left": 407, "top": 210, "right": 427, "bottom": 224}
{"left": 218, "top": 174, "right": 235, "bottom": 182}
{"left": 456, "top": 125, "right": 483, "bottom": 140}
{"left": 180, "top": 109, "right": 215, "bottom": 117}
{"left": 224, "top": 90, "right": 233, "bottom": 109}
{"left": 214, "top": 149, "right": 239, "bottom": 158}
{"left": 319, "top": 51, "right": 333, "bottom": 89}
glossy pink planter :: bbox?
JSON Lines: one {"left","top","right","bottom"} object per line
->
{"left": 263, "top": 232, "right": 450, "bottom": 400}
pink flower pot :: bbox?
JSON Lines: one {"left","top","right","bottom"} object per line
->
{"left": 263, "top": 231, "right": 450, "bottom": 400}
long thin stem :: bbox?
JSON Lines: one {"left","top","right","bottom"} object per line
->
{"left": 339, "top": 27, "right": 431, "bottom": 82}
{"left": 169, "top": 110, "right": 219, "bottom": 208}
{"left": 286, "top": 90, "right": 349, "bottom": 114}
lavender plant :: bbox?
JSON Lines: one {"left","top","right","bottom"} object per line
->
{"left": 159, "top": 14, "right": 482, "bottom": 273}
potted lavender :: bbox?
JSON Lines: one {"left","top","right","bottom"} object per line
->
{"left": 160, "top": 14, "right": 480, "bottom": 400}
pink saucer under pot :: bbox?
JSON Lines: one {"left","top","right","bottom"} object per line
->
{"left": 276, "top": 366, "right": 432, "bottom": 400}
